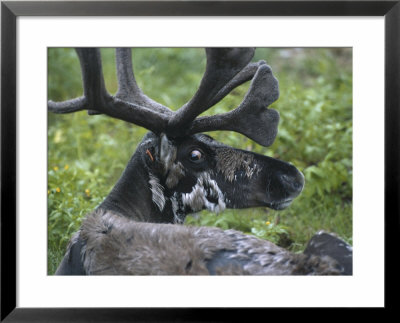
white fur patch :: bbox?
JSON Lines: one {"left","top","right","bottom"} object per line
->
{"left": 181, "top": 172, "right": 226, "bottom": 214}
{"left": 149, "top": 173, "right": 166, "bottom": 211}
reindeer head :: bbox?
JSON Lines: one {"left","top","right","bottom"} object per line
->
{"left": 48, "top": 48, "right": 304, "bottom": 223}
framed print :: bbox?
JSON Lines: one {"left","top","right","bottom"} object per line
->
{"left": 2, "top": 0, "right": 399, "bottom": 320}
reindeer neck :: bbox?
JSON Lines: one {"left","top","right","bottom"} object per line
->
{"left": 98, "top": 152, "right": 175, "bottom": 223}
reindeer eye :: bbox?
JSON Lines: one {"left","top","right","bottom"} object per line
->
{"left": 189, "top": 149, "right": 203, "bottom": 162}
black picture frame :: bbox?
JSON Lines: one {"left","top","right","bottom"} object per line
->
{"left": 1, "top": 0, "right": 399, "bottom": 321}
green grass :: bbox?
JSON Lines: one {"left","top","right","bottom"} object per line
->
{"left": 48, "top": 48, "right": 352, "bottom": 274}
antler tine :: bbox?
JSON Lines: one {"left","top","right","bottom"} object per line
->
{"left": 167, "top": 48, "right": 256, "bottom": 135}
{"left": 115, "top": 48, "right": 173, "bottom": 116}
{"left": 48, "top": 48, "right": 108, "bottom": 114}
{"left": 48, "top": 48, "right": 170, "bottom": 135}
{"left": 207, "top": 60, "right": 267, "bottom": 108}
{"left": 188, "top": 63, "right": 280, "bottom": 147}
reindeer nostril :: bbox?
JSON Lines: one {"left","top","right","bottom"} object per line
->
{"left": 280, "top": 173, "right": 304, "bottom": 194}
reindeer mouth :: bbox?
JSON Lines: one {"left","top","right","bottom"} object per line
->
{"left": 267, "top": 199, "right": 294, "bottom": 210}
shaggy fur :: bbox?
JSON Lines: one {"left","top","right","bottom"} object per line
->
{"left": 149, "top": 173, "right": 166, "bottom": 211}
{"left": 77, "top": 210, "right": 342, "bottom": 275}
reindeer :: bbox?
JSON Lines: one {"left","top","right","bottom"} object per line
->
{"left": 49, "top": 48, "right": 352, "bottom": 275}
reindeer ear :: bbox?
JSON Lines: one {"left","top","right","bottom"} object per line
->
{"left": 158, "top": 134, "right": 188, "bottom": 189}
{"left": 159, "top": 134, "right": 177, "bottom": 175}
{"left": 140, "top": 134, "right": 179, "bottom": 179}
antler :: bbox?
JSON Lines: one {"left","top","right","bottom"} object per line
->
{"left": 48, "top": 48, "right": 280, "bottom": 146}
{"left": 187, "top": 61, "right": 280, "bottom": 146}
{"left": 167, "top": 48, "right": 256, "bottom": 130}
{"left": 167, "top": 48, "right": 280, "bottom": 146}
{"left": 48, "top": 48, "right": 171, "bottom": 134}
{"left": 115, "top": 48, "right": 173, "bottom": 117}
